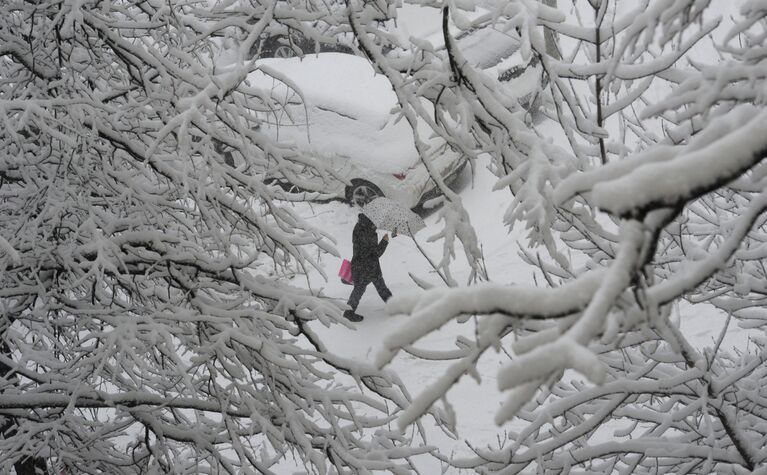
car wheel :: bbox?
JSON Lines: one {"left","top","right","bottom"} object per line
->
{"left": 346, "top": 180, "right": 383, "bottom": 208}
{"left": 272, "top": 44, "right": 296, "bottom": 58}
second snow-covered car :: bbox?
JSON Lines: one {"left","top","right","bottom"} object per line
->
{"left": 243, "top": 53, "right": 467, "bottom": 209}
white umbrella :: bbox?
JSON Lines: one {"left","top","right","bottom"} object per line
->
{"left": 362, "top": 197, "right": 425, "bottom": 237}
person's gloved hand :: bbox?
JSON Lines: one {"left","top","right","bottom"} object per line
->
{"left": 383, "top": 233, "right": 389, "bottom": 241}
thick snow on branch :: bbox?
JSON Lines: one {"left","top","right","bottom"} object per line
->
{"left": 592, "top": 106, "right": 767, "bottom": 217}
{"left": 378, "top": 268, "right": 604, "bottom": 367}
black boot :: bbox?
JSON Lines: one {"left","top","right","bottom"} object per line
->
{"left": 343, "top": 310, "right": 363, "bottom": 322}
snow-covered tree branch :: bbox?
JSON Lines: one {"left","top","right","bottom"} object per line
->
{"left": 361, "top": 0, "right": 767, "bottom": 472}
{"left": 0, "top": 1, "right": 437, "bottom": 473}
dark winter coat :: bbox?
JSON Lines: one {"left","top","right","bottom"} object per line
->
{"left": 351, "top": 214, "right": 388, "bottom": 283}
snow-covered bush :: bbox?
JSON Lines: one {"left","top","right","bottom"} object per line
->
{"left": 0, "top": 1, "right": 430, "bottom": 472}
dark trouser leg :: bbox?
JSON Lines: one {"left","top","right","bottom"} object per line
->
{"left": 347, "top": 280, "right": 369, "bottom": 311}
{"left": 371, "top": 275, "right": 392, "bottom": 302}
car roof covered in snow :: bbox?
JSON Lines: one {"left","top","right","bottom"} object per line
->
{"left": 245, "top": 53, "right": 437, "bottom": 174}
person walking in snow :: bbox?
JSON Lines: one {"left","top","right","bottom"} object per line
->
{"left": 345, "top": 213, "right": 392, "bottom": 322}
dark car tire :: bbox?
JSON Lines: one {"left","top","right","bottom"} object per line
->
{"left": 271, "top": 44, "right": 297, "bottom": 58}
{"left": 255, "top": 33, "right": 356, "bottom": 59}
{"left": 346, "top": 179, "right": 383, "bottom": 208}
{"left": 266, "top": 37, "right": 298, "bottom": 58}
{"left": 258, "top": 35, "right": 301, "bottom": 58}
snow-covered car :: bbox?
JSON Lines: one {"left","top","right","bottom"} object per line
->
{"left": 496, "top": 53, "right": 545, "bottom": 110}
{"left": 244, "top": 52, "right": 467, "bottom": 209}
{"left": 384, "top": 3, "right": 522, "bottom": 70}
{"left": 384, "top": 4, "right": 545, "bottom": 107}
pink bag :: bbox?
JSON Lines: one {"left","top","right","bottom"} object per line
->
{"left": 339, "top": 258, "right": 353, "bottom": 285}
